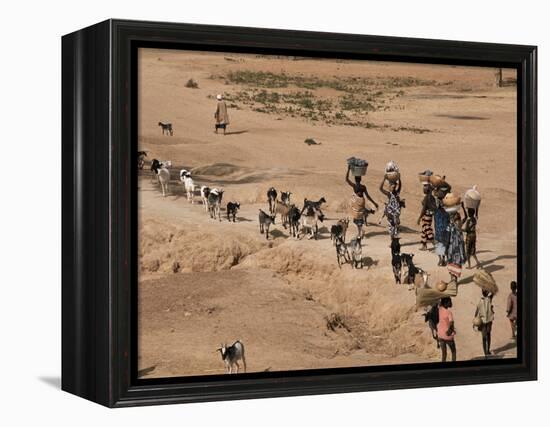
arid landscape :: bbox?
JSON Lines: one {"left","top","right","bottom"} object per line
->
{"left": 137, "top": 48, "right": 518, "bottom": 378}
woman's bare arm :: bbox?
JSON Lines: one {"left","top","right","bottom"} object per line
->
{"left": 379, "top": 178, "right": 390, "bottom": 197}
{"left": 364, "top": 188, "right": 379, "bottom": 209}
{"left": 417, "top": 198, "right": 427, "bottom": 224}
{"left": 345, "top": 166, "right": 354, "bottom": 188}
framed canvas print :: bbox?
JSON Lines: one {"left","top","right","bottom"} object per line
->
{"left": 62, "top": 19, "right": 537, "bottom": 407}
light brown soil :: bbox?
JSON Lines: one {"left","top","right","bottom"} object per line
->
{"left": 138, "top": 49, "right": 517, "bottom": 378}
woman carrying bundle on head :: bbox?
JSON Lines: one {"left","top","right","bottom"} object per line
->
{"left": 445, "top": 211, "right": 466, "bottom": 283}
{"left": 433, "top": 178, "right": 451, "bottom": 266}
{"left": 417, "top": 170, "right": 436, "bottom": 251}
{"left": 379, "top": 175, "right": 403, "bottom": 239}
{"left": 461, "top": 186, "right": 482, "bottom": 269}
{"left": 461, "top": 202, "right": 481, "bottom": 269}
{"left": 346, "top": 159, "right": 378, "bottom": 238}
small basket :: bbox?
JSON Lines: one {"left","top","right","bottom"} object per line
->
{"left": 443, "top": 193, "right": 461, "bottom": 207}
{"left": 429, "top": 174, "right": 444, "bottom": 187}
{"left": 350, "top": 164, "right": 368, "bottom": 176}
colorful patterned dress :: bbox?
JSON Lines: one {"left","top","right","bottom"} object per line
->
{"left": 446, "top": 221, "right": 466, "bottom": 278}
{"left": 385, "top": 192, "right": 401, "bottom": 237}
{"left": 463, "top": 216, "right": 477, "bottom": 256}
{"left": 420, "top": 194, "right": 436, "bottom": 244}
{"left": 434, "top": 202, "right": 450, "bottom": 256}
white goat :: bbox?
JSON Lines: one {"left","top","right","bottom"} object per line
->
{"left": 217, "top": 341, "right": 246, "bottom": 374}
{"left": 207, "top": 188, "right": 224, "bottom": 221}
{"left": 156, "top": 166, "right": 170, "bottom": 197}
{"left": 200, "top": 186, "right": 211, "bottom": 212}
{"left": 179, "top": 170, "right": 195, "bottom": 203}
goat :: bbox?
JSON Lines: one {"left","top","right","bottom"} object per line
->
{"left": 302, "top": 198, "right": 326, "bottom": 235}
{"left": 137, "top": 151, "right": 147, "bottom": 170}
{"left": 423, "top": 304, "right": 440, "bottom": 348}
{"left": 401, "top": 253, "right": 428, "bottom": 291}
{"left": 226, "top": 202, "right": 240, "bottom": 222}
{"left": 391, "top": 237, "right": 402, "bottom": 284}
{"left": 267, "top": 187, "right": 278, "bottom": 214}
{"left": 348, "top": 237, "right": 363, "bottom": 269}
{"left": 281, "top": 191, "right": 292, "bottom": 206}
{"left": 207, "top": 189, "right": 224, "bottom": 221}
{"left": 300, "top": 205, "right": 319, "bottom": 240}
{"left": 158, "top": 121, "right": 173, "bottom": 136}
{"left": 217, "top": 341, "right": 246, "bottom": 374}
{"left": 288, "top": 205, "right": 301, "bottom": 239}
{"left": 335, "top": 235, "right": 351, "bottom": 268}
{"left": 179, "top": 170, "right": 195, "bottom": 203}
{"left": 330, "top": 218, "right": 349, "bottom": 245}
{"left": 150, "top": 158, "right": 161, "bottom": 182}
{"left": 200, "top": 186, "right": 211, "bottom": 212}
{"left": 303, "top": 197, "right": 327, "bottom": 211}
{"left": 258, "top": 209, "right": 276, "bottom": 239}
{"left": 273, "top": 200, "right": 291, "bottom": 229}
{"left": 151, "top": 159, "right": 170, "bottom": 197}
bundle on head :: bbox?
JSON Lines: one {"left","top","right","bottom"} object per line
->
{"left": 415, "top": 288, "right": 448, "bottom": 309}
{"left": 473, "top": 269, "right": 499, "bottom": 295}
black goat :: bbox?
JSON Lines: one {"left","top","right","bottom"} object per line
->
{"left": 226, "top": 202, "right": 240, "bottom": 222}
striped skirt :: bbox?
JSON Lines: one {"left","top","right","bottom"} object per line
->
{"left": 421, "top": 212, "right": 434, "bottom": 244}
{"left": 447, "top": 262, "right": 462, "bottom": 278}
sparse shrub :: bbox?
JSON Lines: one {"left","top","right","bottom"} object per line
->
{"left": 325, "top": 313, "right": 351, "bottom": 332}
{"left": 185, "top": 78, "right": 199, "bottom": 89}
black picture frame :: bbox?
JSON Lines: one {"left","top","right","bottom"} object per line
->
{"left": 62, "top": 19, "right": 537, "bottom": 407}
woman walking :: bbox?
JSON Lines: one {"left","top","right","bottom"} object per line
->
{"left": 437, "top": 297, "right": 456, "bottom": 362}
{"left": 379, "top": 177, "right": 402, "bottom": 239}
{"left": 506, "top": 281, "right": 518, "bottom": 339}
{"left": 433, "top": 199, "right": 450, "bottom": 266}
{"left": 346, "top": 165, "right": 378, "bottom": 238}
{"left": 475, "top": 289, "right": 495, "bottom": 357}
{"left": 461, "top": 203, "right": 481, "bottom": 269}
{"left": 418, "top": 182, "right": 436, "bottom": 251}
{"left": 446, "top": 212, "right": 466, "bottom": 282}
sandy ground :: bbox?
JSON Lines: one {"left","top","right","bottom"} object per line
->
{"left": 137, "top": 49, "right": 518, "bottom": 378}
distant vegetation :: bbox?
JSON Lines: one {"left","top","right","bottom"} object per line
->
{"left": 211, "top": 70, "right": 440, "bottom": 132}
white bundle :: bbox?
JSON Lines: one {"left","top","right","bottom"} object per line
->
{"left": 385, "top": 160, "right": 399, "bottom": 173}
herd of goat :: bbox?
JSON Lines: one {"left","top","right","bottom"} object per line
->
{"left": 146, "top": 157, "right": 332, "bottom": 240}
{"left": 144, "top": 156, "right": 426, "bottom": 278}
